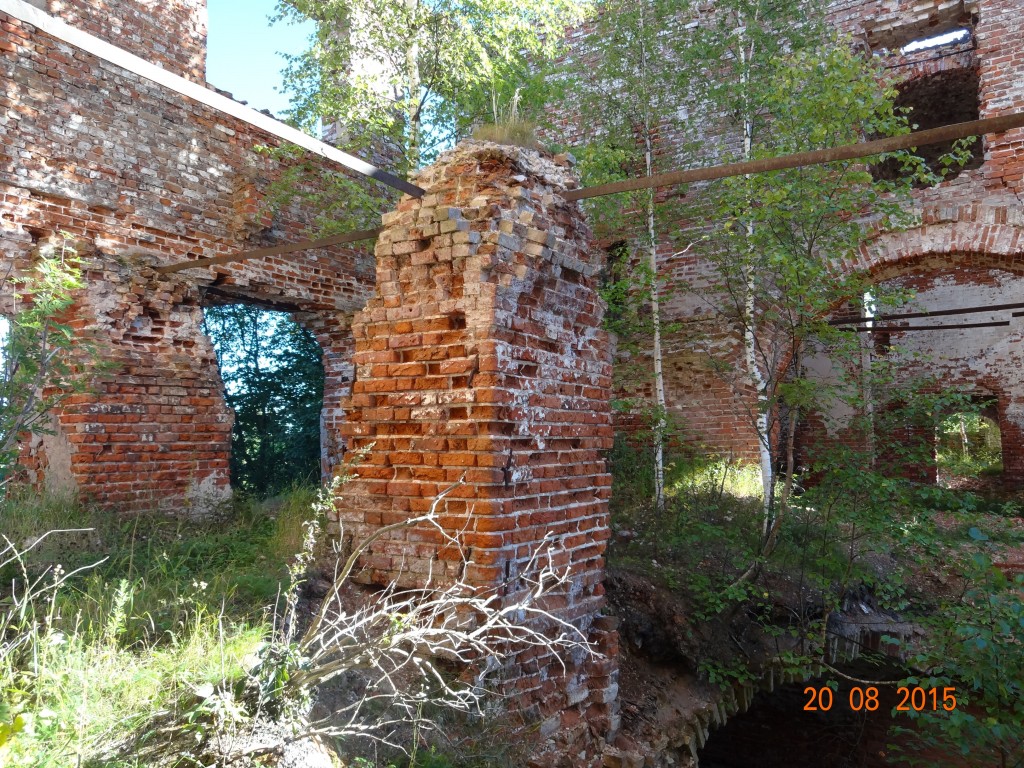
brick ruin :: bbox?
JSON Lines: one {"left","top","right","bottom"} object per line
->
{"left": 3, "top": 0, "right": 1024, "bottom": 762}
{"left": 334, "top": 141, "right": 619, "bottom": 754}
{"left": 1, "top": 0, "right": 621, "bottom": 757}
{"left": 832, "top": 0, "right": 1024, "bottom": 485}
{"left": 1, "top": 0, "right": 375, "bottom": 512}
{"left": 548, "top": 0, "right": 1024, "bottom": 487}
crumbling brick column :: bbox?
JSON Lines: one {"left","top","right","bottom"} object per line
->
{"left": 335, "top": 141, "right": 619, "bottom": 760}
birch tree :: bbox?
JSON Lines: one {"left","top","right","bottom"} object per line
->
{"left": 568, "top": 0, "right": 695, "bottom": 512}
{"left": 571, "top": 0, "right": 925, "bottom": 551}
{"left": 687, "top": 15, "right": 922, "bottom": 571}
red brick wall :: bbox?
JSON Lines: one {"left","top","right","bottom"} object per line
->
{"left": 14, "top": 240, "right": 237, "bottom": 513}
{"left": 865, "top": 261, "right": 1024, "bottom": 488}
{"left": 39, "top": 0, "right": 208, "bottom": 82}
{"left": 334, "top": 141, "right": 620, "bottom": 760}
{"left": 1, "top": 5, "right": 377, "bottom": 512}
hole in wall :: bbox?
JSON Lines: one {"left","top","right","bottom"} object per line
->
{"left": 22, "top": 226, "right": 51, "bottom": 244}
{"left": 868, "top": 10, "right": 977, "bottom": 55}
{"left": 696, "top": 674, "right": 968, "bottom": 768}
{"left": 900, "top": 27, "right": 971, "bottom": 54}
{"left": 936, "top": 404, "right": 1003, "bottom": 490}
{"left": 203, "top": 303, "right": 325, "bottom": 498}
{"left": 446, "top": 310, "right": 467, "bottom": 330}
{"left": 872, "top": 68, "right": 983, "bottom": 187}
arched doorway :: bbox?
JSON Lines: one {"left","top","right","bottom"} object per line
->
{"left": 936, "top": 398, "right": 1004, "bottom": 491}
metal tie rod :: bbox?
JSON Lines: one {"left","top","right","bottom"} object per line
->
{"left": 831, "top": 301, "right": 1024, "bottom": 325}
{"left": 158, "top": 111, "right": 1024, "bottom": 273}
{"left": 156, "top": 228, "right": 383, "bottom": 274}
{"left": 564, "top": 112, "right": 1024, "bottom": 202}
{"left": 852, "top": 320, "right": 1010, "bottom": 332}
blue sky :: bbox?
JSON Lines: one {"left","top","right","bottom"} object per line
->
{"left": 206, "top": 0, "right": 313, "bottom": 116}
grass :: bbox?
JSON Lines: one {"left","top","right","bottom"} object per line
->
{"left": 606, "top": 435, "right": 765, "bottom": 601}
{"left": 0, "top": 486, "right": 319, "bottom": 767}
{"left": 470, "top": 121, "right": 540, "bottom": 149}
{"left": 1, "top": 482, "right": 540, "bottom": 768}
{"left": 4, "top": 598, "right": 266, "bottom": 767}
{"left": 937, "top": 448, "right": 1003, "bottom": 479}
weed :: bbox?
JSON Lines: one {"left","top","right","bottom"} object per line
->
{"left": 471, "top": 121, "right": 540, "bottom": 149}
{"left": 0, "top": 486, "right": 318, "bottom": 766}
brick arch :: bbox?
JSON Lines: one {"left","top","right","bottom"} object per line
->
{"left": 850, "top": 221, "right": 1024, "bottom": 489}
{"left": 855, "top": 220, "right": 1024, "bottom": 282}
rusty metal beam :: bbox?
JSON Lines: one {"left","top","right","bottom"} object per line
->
{"left": 158, "top": 111, "right": 1024, "bottom": 273}
{"left": 155, "top": 228, "right": 382, "bottom": 275}
{"left": 564, "top": 111, "right": 1024, "bottom": 202}
{"left": 831, "top": 301, "right": 1024, "bottom": 325}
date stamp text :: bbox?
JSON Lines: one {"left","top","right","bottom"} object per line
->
{"left": 803, "top": 686, "right": 958, "bottom": 713}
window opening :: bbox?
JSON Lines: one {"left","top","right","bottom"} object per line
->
{"left": 861, "top": 290, "right": 893, "bottom": 354}
{"left": 203, "top": 305, "right": 325, "bottom": 498}
{"left": 872, "top": 68, "right": 983, "bottom": 187}
{"left": 900, "top": 27, "right": 971, "bottom": 54}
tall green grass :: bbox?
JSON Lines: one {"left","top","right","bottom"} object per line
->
{"left": 0, "top": 486, "right": 318, "bottom": 766}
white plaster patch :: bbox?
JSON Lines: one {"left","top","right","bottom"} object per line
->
{"left": 185, "top": 472, "right": 232, "bottom": 518}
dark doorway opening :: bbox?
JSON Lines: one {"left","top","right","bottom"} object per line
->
{"left": 936, "top": 402, "right": 1003, "bottom": 491}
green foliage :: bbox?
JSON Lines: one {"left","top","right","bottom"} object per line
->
{"left": 695, "top": 39, "right": 922, "bottom": 408}
{"left": 471, "top": 120, "right": 538, "bottom": 149}
{"left": 471, "top": 87, "right": 541, "bottom": 149}
{"left": 203, "top": 305, "right": 325, "bottom": 498}
{"left": 679, "top": 27, "right": 963, "bottom": 576}
{"left": 598, "top": 243, "right": 681, "bottom": 355}
{"left": 275, "top": 0, "right": 588, "bottom": 170}
{"left": 0, "top": 485, "right": 323, "bottom": 766}
{"left": 0, "top": 468, "right": 561, "bottom": 766}
{"left": 256, "top": 141, "right": 385, "bottom": 237}
{"left": 0, "top": 237, "right": 93, "bottom": 486}
{"left": 608, "top": 436, "right": 763, "bottom": 602}
{"left": 885, "top": 541, "right": 1024, "bottom": 766}
{"left": 936, "top": 412, "right": 1003, "bottom": 480}
{"left": 607, "top": 380, "right": 1024, "bottom": 757}
{"left": 578, "top": 2, "right": 1011, "bottom": 760}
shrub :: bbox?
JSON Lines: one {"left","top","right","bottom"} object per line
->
{"left": 0, "top": 236, "right": 90, "bottom": 489}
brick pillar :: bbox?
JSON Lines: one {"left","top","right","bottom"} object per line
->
{"left": 335, "top": 141, "right": 619, "bottom": 760}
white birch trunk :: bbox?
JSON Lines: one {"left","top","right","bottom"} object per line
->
{"left": 738, "top": 20, "right": 775, "bottom": 535}
{"left": 639, "top": 7, "right": 667, "bottom": 512}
